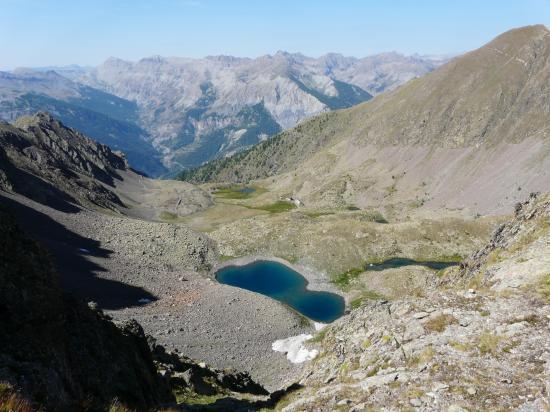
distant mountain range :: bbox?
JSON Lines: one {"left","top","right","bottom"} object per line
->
{"left": 181, "top": 25, "right": 550, "bottom": 215}
{"left": 0, "top": 52, "right": 445, "bottom": 175}
{"left": 0, "top": 69, "right": 166, "bottom": 176}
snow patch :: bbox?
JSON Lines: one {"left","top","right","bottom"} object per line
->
{"left": 272, "top": 334, "right": 318, "bottom": 363}
{"left": 314, "top": 322, "right": 327, "bottom": 331}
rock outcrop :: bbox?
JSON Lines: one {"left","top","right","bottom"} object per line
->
{"left": 0, "top": 113, "right": 128, "bottom": 211}
{"left": 278, "top": 194, "right": 549, "bottom": 411}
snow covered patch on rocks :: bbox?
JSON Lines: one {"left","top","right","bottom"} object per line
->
{"left": 272, "top": 334, "right": 318, "bottom": 363}
{"left": 314, "top": 322, "right": 327, "bottom": 331}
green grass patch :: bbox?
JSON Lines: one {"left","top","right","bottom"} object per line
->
{"left": 350, "top": 297, "right": 363, "bottom": 309}
{"left": 424, "top": 314, "right": 458, "bottom": 333}
{"left": 307, "top": 328, "right": 328, "bottom": 343}
{"left": 477, "top": 331, "right": 503, "bottom": 356}
{"left": 485, "top": 248, "right": 503, "bottom": 266}
{"left": 213, "top": 185, "right": 266, "bottom": 199}
{"left": 332, "top": 267, "right": 364, "bottom": 288}
{"left": 173, "top": 388, "right": 225, "bottom": 406}
{"left": 536, "top": 273, "right": 550, "bottom": 303}
{"left": 159, "top": 211, "right": 179, "bottom": 221}
{"left": 346, "top": 205, "right": 361, "bottom": 211}
{"left": 0, "top": 382, "right": 34, "bottom": 412}
{"left": 351, "top": 289, "right": 387, "bottom": 309}
{"left": 437, "top": 253, "right": 464, "bottom": 263}
{"left": 253, "top": 201, "right": 296, "bottom": 213}
{"left": 409, "top": 199, "right": 424, "bottom": 208}
{"left": 359, "top": 210, "right": 388, "bottom": 223}
{"left": 407, "top": 346, "right": 436, "bottom": 366}
{"left": 449, "top": 340, "right": 472, "bottom": 352}
{"left": 361, "top": 289, "right": 387, "bottom": 300}
{"left": 302, "top": 210, "right": 335, "bottom": 218}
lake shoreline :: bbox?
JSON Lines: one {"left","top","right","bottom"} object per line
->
{"left": 214, "top": 259, "right": 345, "bottom": 323}
{"left": 211, "top": 254, "right": 344, "bottom": 297}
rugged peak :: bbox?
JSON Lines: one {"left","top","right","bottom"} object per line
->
{"left": 14, "top": 111, "right": 128, "bottom": 173}
{"left": 139, "top": 55, "right": 166, "bottom": 64}
{"left": 101, "top": 56, "right": 132, "bottom": 69}
{"left": 0, "top": 113, "right": 129, "bottom": 211}
{"left": 25, "top": 111, "right": 56, "bottom": 124}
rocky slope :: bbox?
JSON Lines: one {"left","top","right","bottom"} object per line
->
{"left": 0, "top": 113, "right": 211, "bottom": 217}
{"left": 0, "top": 112, "right": 128, "bottom": 211}
{"left": 0, "top": 113, "right": 311, "bottom": 394}
{"left": 316, "top": 52, "right": 445, "bottom": 94}
{"left": 0, "top": 205, "right": 170, "bottom": 411}
{"left": 277, "top": 193, "right": 549, "bottom": 411}
{"left": 180, "top": 25, "right": 550, "bottom": 216}
{"left": 0, "top": 201, "right": 277, "bottom": 411}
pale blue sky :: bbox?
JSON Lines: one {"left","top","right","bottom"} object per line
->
{"left": 1, "top": 0, "right": 550, "bottom": 70}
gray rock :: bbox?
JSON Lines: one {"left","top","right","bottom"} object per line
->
{"left": 409, "top": 398, "right": 422, "bottom": 407}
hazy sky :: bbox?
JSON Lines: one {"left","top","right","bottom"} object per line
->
{"left": 1, "top": 0, "right": 549, "bottom": 70}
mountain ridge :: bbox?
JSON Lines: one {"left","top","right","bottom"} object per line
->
{"left": 0, "top": 70, "right": 166, "bottom": 176}
{"left": 2, "top": 51, "right": 443, "bottom": 175}
{"left": 179, "top": 25, "right": 550, "bottom": 215}
{"left": 74, "top": 51, "right": 442, "bottom": 170}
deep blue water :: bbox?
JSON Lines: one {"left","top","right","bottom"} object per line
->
{"left": 216, "top": 260, "right": 345, "bottom": 323}
{"left": 365, "top": 257, "right": 459, "bottom": 271}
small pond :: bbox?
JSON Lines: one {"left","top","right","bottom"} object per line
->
{"left": 238, "top": 187, "right": 256, "bottom": 194}
{"left": 365, "top": 257, "right": 459, "bottom": 271}
{"left": 216, "top": 260, "right": 345, "bottom": 323}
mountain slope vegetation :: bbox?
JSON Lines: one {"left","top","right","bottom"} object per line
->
{"left": 180, "top": 25, "right": 550, "bottom": 215}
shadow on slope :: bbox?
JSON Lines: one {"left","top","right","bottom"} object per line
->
{"left": 0, "top": 194, "right": 156, "bottom": 309}
{"left": 0, "top": 148, "right": 80, "bottom": 213}
{"left": 181, "top": 383, "right": 302, "bottom": 411}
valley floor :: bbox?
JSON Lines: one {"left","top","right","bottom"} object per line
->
{"left": 4, "top": 178, "right": 545, "bottom": 410}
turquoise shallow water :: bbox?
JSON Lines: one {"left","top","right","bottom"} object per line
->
{"left": 216, "top": 260, "right": 345, "bottom": 323}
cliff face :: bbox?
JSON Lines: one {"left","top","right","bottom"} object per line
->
{"left": 0, "top": 206, "right": 171, "bottom": 411}
{"left": 0, "top": 113, "right": 128, "bottom": 212}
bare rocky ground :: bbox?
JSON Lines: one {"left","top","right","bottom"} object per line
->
{"left": 3, "top": 174, "right": 548, "bottom": 412}
{"left": 274, "top": 194, "right": 550, "bottom": 411}
{"left": 1, "top": 192, "right": 309, "bottom": 391}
